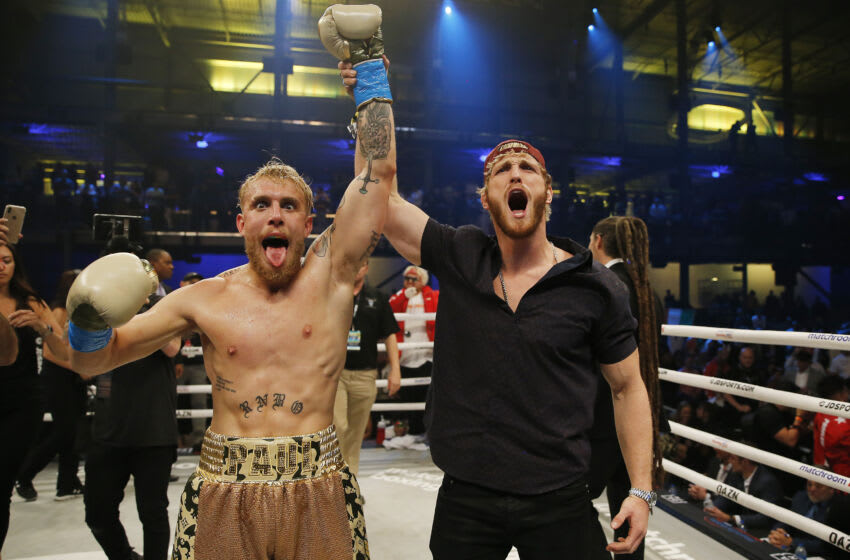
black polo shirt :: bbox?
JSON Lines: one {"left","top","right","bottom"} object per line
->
{"left": 344, "top": 284, "right": 399, "bottom": 371}
{"left": 420, "top": 219, "right": 637, "bottom": 494}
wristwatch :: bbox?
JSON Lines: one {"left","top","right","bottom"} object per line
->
{"left": 629, "top": 488, "right": 658, "bottom": 514}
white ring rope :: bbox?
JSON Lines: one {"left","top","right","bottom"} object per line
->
{"left": 393, "top": 312, "right": 436, "bottom": 321}
{"left": 661, "top": 324, "right": 850, "bottom": 352}
{"left": 663, "top": 459, "right": 850, "bottom": 555}
{"left": 659, "top": 368, "right": 850, "bottom": 419}
{"left": 669, "top": 421, "right": 850, "bottom": 492}
{"left": 176, "top": 376, "right": 433, "bottom": 394}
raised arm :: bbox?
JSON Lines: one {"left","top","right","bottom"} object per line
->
{"left": 67, "top": 252, "right": 191, "bottom": 377}
{"left": 0, "top": 311, "right": 18, "bottom": 366}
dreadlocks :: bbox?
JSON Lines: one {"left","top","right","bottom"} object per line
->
{"left": 592, "top": 215, "right": 664, "bottom": 488}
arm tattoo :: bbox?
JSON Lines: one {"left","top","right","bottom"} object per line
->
{"left": 359, "top": 230, "right": 380, "bottom": 263}
{"left": 311, "top": 224, "right": 335, "bottom": 257}
{"left": 358, "top": 157, "right": 380, "bottom": 195}
{"left": 357, "top": 102, "right": 391, "bottom": 160}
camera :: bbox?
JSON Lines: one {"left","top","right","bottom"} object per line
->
{"left": 92, "top": 214, "right": 143, "bottom": 255}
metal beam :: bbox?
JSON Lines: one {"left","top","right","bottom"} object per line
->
{"left": 218, "top": 0, "right": 231, "bottom": 43}
{"left": 143, "top": 0, "right": 170, "bottom": 48}
{"left": 619, "top": 0, "right": 673, "bottom": 40}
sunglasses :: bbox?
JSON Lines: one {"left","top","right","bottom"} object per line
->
{"left": 403, "top": 276, "right": 419, "bottom": 282}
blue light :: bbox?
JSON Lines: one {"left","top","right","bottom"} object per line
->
{"left": 215, "top": 167, "right": 224, "bottom": 176}
{"left": 592, "top": 8, "right": 598, "bottom": 14}
{"left": 715, "top": 26, "right": 721, "bottom": 32}
{"left": 588, "top": 24, "right": 595, "bottom": 31}
{"left": 444, "top": 5, "right": 452, "bottom": 15}
{"left": 711, "top": 170, "right": 720, "bottom": 179}
{"left": 803, "top": 172, "right": 828, "bottom": 182}
{"left": 708, "top": 40, "right": 716, "bottom": 48}
{"left": 196, "top": 139, "right": 208, "bottom": 149}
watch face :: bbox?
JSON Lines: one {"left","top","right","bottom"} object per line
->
{"left": 648, "top": 491, "right": 658, "bottom": 505}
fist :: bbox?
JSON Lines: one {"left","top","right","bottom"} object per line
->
{"left": 318, "top": 4, "right": 384, "bottom": 65}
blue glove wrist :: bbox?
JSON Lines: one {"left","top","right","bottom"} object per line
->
{"left": 353, "top": 58, "right": 392, "bottom": 109}
{"left": 68, "top": 320, "right": 113, "bottom": 353}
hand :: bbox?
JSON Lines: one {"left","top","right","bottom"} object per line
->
{"left": 703, "top": 505, "right": 731, "bottom": 523}
{"left": 7, "top": 309, "right": 48, "bottom": 336}
{"left": 387, "top": 368, "right": 401, "bottom": 397}
{"left": 687, "top": 484, "right": 707, "bottom": 501}
{"left": 740, "top": 404, "right": 752, "bottom": 413}
{"left": 768, "top": 528, "right": 792, "bottom": 549}
{"left": 607, "top": 496, "right": 649, "bottom": 554}
{"left": 175, "top": 363, "right": 184, "bottom": 379}
{"left": 0, "top": 217, "right": 22, "bottom": 245}
{"left": 339, "top": 56, "right": 390, "bottom": 99}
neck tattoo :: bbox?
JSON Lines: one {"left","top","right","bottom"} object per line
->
{"left": 499, "top": 242, "right": 557, "bottom": 307}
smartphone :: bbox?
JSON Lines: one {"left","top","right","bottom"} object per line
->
{"left": 2, "top": 205, "right": 26, "bottom": 244}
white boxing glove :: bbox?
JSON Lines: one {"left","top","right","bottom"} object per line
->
{"left": 318, "top": 4, "right": 382, "bottom": 63}
{"left": 67, "top": 252, "right": 159, "bottom": 352}
{"left": 318, "top": 4, "right": 391, "bottom": 109}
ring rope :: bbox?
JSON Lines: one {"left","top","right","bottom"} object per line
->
{"left": 659, "top": 368, "right": 850, "bottom": 419}
{"left": 661, "top": 324, "right": 850, "bottom": 352}
{"left": 669, "top": 421, "right": 850, "bottom": 493}
{"left": 663, "top": 459, "right": 850, "bottom": 555}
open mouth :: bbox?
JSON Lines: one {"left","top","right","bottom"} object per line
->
{"left": 508, "top": 189, "right": 528, "bottom": 216}
{"left": 262, "top": 236, "right": 289, "bottom": 267}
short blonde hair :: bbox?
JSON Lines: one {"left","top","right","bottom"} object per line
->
{"left": 476, "top": 152, "right": 553, "bottom": 221}
{"left": 238, "top": 158, "right": 314, "bottom": 212}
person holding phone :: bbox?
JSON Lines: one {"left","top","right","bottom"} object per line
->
{"left": 0, "top": 230, "right": 68, "bottom": 555}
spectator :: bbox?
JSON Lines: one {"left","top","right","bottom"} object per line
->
{"left": 686, "top": 448, "right": 735, "bottom": 503}
{"left": 333, "top": 260, "right": 401, "bottom": 475}
{"left": 174, "top": 272, "right": 207, "bottom": 451}
{"left": 16, "top": 270, "right": 87, "bottom": 502}
{"left": 389, "top": 264, "right": 438, "bottom": 435}
{"left": 704, "top": 453, "right": 783, "bottom": 535}
{"left": 747, "top": 380, "right": 807, "bottom": 460}
{"left": 784, "top": 349, "right": 826, "bottom": 395}
{"left": 768, "top": 479, "right": 835, "bottom": 557}
{"left": 0, "top": 240, "right": 68, "bottom": 552}
{"left": 813, "top": 376, "right": 850, "bottom": 477}
{"left": 146, "top": 248, "right": 174, "bottom": 296}
{"left": 829, "top": 351, "right": 850, "bottom": 379}
{"left": 722, "top": 346, "right": 761, "bottom": 421}
{"left": 84, "top": 293, "right": 181, "bottom": 560}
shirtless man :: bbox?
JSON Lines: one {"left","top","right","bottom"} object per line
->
{"left": 68, "top": 6, "right": 393, "bottom": 559}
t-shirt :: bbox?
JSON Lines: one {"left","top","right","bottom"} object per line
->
{"left": 344, "top": 284, "right": 399, "bottom": 371}
{"left": 400, "top": 291, "right": 431, "bottom": 368}
{"left": 92, "top": 296, "right": 177, "bottom": 447}
{"left": 420, "top": 219, "right": 637, "bottom": 494}
{"left": 752, "top": 404, "right": 794, "bottom": 458}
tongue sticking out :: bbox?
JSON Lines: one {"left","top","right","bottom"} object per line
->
{"left": 265, "top": 245, "right": 287, "bottom": 267}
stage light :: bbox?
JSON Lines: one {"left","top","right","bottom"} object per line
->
{"left": 215, "top": 167, "right": 224, "bottom": 176}
{"left": 711, "top": 170, "right": 720, "bottom": 178}
{"left": 715, "top": 26, "right": 721, "bottom": 32}
{"left": 708, "top": 40, "right": 716, "bottom": 48}
{"left": 588, "top": 24, "right": 595, "bottom": 31}
{"left": 196, "top": 139, "right": 208, "bottom": 149}
{"left": 444, "top": 5, "right": 452, "bottom": 15}
{"left": 838, "top": 195, "right": 846, "bottom": 201}
{"left": 592, "top": 8, "right": 598, "bottom": 14}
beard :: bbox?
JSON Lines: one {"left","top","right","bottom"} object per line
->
{"left": 486, "top": 190, "right": 547, "bottom": 239}
{"left": 244, "top": 236, "right": 305, "bottom": 288}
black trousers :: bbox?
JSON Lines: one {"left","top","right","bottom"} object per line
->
{"left": 399, "top": 362, "right": 431, "bottom": 434}
{"left": 18, "top": 365, "right": 87, "bottom": 492}
{"left": 588, "top": 438, "right": 644, "bottom": 560}
{"left": 0, "top": 385, "right": 41, "bottom": 548}
{"left": 430, "top": 475, "right": 591, "bottom": 559}
{"left": 84, "top": 441, "right": 175, "bottom": 560}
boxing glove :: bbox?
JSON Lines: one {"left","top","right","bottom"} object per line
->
{"left": 67, "top": 252, "right": 159, "bottom": 352}
{"left": 318, "top": 4, "right": 391, "bottom": 109}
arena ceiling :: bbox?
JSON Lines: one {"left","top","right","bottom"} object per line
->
{"left": 23, "top": 0, "right": 850, "bottom": 98}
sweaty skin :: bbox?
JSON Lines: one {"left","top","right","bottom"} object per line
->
{"left": 70, "top": 101, "right": 396, "bottom": 439}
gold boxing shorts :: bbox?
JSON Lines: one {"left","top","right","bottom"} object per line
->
{"left": 171, "top": 425, "right": 369, "bottom": 559}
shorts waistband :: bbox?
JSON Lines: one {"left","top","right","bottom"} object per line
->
{"left": 198, "top": 425, "right": 343, "bottom": 483}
